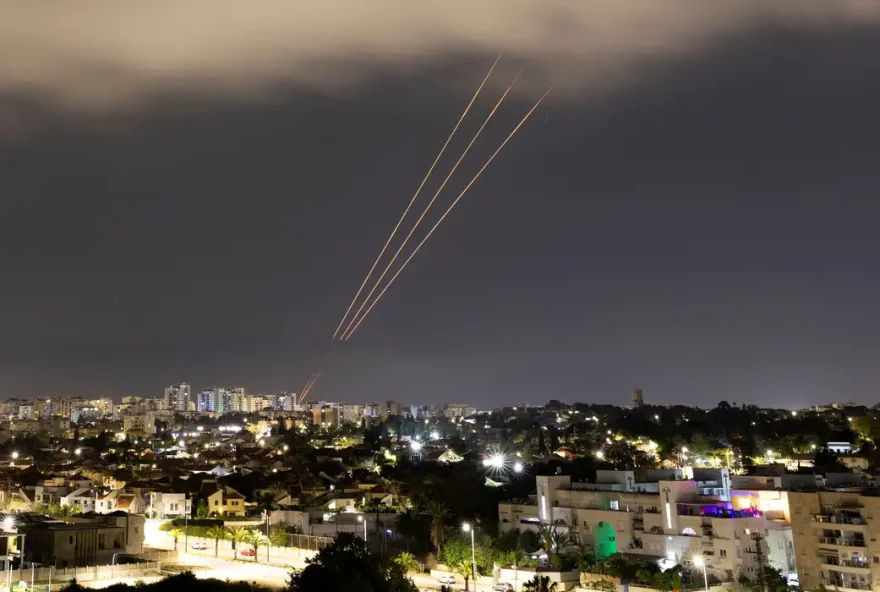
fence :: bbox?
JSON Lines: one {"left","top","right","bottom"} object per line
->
{"left": 287, "top": 534, "right": 333, "bottom": 551}
{"left": 137, "top": 550, "right": 179, "bottom": 562}
{"left": 0, "top": 561, "right": 163, "bottom": 589}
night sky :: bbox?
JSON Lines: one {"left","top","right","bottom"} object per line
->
{"left": 3, "top": 3, "right": 880, "bottom": 407}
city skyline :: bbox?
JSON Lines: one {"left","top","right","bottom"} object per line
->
{"left": 4, "top": 4, "right": 880, "bottom": 407}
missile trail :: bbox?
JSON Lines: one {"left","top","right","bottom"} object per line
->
{"left": 342, "top": 87, "right": 553, "bottom": 341}
{"left": 298, "top": 372, "right": 320, "bottom": 405}
{"left": 331, "top": 54, "right": 503, "bottom": 340}
{"left": 338, "top": 66, "right": 527, "bottom": 341}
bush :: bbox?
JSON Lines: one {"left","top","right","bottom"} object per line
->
{"left": 161, "top": 518, "right": 224, "bottom": 530}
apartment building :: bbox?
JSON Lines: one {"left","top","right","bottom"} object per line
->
{"left": 147, "top": 491, "right": 191, "bottom": 519}
{"left": 22, "top": 513, "right": 145, "bottom": 567}
{"left": 789, "top": 491, "right": 880, "bottom": 591}
{"left": 499, "top": 470, "right": 794, "bottom": 582}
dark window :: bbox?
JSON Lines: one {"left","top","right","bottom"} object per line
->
{"left": 69, "top": 536, "right": 74, "bottom": 545}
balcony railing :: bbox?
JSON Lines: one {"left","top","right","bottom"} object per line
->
{"left": 823, "top": 580, "right": 871, "bottom": 591}
{"left": 821, "top": 557, "right": 870, "bottom": 568}
{"left": 814, "top": 515, "right": 866, "bottom": 525}
{"left": 819, "top": 537, "right": 867, "bottom": 547}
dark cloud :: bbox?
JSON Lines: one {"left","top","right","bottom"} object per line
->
{"left": 1, "top": 8, "right": 880, "bottom": 407}
{"left": 1, "top": 1, "right": 879, "bottom": 112}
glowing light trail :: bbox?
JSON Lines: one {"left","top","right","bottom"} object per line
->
{"left": 342, "top": 87, "right": 553, "bottom": 340}
{"left": 339, "top": 65, "right": 526, "bottom": 340}
{"left": 331, "top": 54, "right": 503, "bottom": 339}
{"left": 297, "top": 372, "right": 321, "bottom": 405}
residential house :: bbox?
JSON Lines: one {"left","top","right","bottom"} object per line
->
{"left": 147, "top": 491, "right": 191, "bottom": 519}
{"left": 200, "top": 481, "right": 246, "bottom": 517}
{"left": 61, "top": 488, "right": 100, "bottom": 513}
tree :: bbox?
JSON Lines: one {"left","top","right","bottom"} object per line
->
{"left": 269, "top": 528, "right": 289, "bottom": 548}
{"left": 207, "top": 526, "right": 228, "bottom": 557}
{"left": 196, "top": 500, "right": 210, "bottom": 520}
{"left": 246, "top": 530, "right": 267, "bottom": 563}
{"left": 288, "top": 532, "right": 418, "bottom": 592}
{"left": 523, "top": 575, "right": 557, "bottom": 592}
{"left": 394, "top": 552, "right": 420, "bottom": 574}
{"left": 536, "top": 524, "right": 570, "bottom": 558}
{"left": 422, "top": 499, "right": 450, "bottom": 550}
{"left": 228, "top": 527, "right": 249, "bottom": 560}
{"left": 170, "top": 528, "right": 183, "bottom": 552}
{"left": 439, "top": 537, "right": 477, "bottom": 592}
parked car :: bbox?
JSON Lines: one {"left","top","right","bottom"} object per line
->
{"left": 191, "top": 541, "right": 207, "bottom": 550}
{"left": 436, "top": 575, "right": 456, "bottom": 585}
{"left": 241, "top": 549, "right": 256, "bottom": 557}
{"left": 492, "top": 584, "right": 513, "bottom": 592}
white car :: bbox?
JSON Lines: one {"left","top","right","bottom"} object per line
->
{"left": 436, "top": 575, "right": 456, "bottom": 585}
{"left": 191, "top": 541, "right": 207, "bottom": 550}
{"left": 492, "top": 585, "right": 513, "bottom": 592}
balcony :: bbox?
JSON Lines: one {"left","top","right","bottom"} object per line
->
{"left": 820, "top": 557, "right": 871, "bottom": 573}
{"left": 823, "top": 579, "right": 871, "bottom": 591}
{"left": 818, "top": 537, "right": 867, "bottom": 549}
{"left": 813, "top": 515, "right": 866, "bottom": 526}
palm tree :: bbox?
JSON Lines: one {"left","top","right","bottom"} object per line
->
{"left": 394, "top": 551, "right": 420, "bottom": 574}
{"left": 207, "top": 525, "right": 227, "bottom": 557}
{"left": 382, "top": 477, "right": 403, "bottom": 511}
{"left": 423, "top": 499, "right": 450, "bottom": 550}
{"left": 170, "top": 528, "right": 183, "bottom": 552}
{"left": 536, "top": 524, "right": 570, "bottom": 557}
{"left": 246, "top": 529, "right": 267, "bottom": 563}
{"left": 523, "top": 575, "right": 557, "bottom": 592}
{"left": 452, "top": 560, "right": 474, "bottom": 592}
{"left": 228, "top": 526, "right": 248, "bottom": 560}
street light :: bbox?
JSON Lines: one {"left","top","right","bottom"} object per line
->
{"left": 2, "top": 515, "right": 16, "bottom": 533}
{"left": 513, "top": 462, "right": 524, "bottom": 474}
{"left": 410, "top": 441, "right": 422, "bottom": 453}
{"left": 462, "top": 523, "right": 476, "bottom": 585}
{"left": 594, "top": 450, "right": 604, "bottom": 460}
{"left": 692, "top": 554, "right": 709, "bottom": 592}
{"left": 357, "top": 515, "right": 367, "bottom": 541}
{"left": 74, "top": 448, "right": 82, "bottom": 456}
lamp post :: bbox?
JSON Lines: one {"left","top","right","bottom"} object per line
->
{"left": 692, "top": 554, "right": 709, "bottom": 592}
{"left": 184, "top": 494, "right": 189, "bottom": 551}
{"left": 357, "top": 515, "right": 367, "bottom": 542}
{"left": 462, "top": 523, "right": 476, "bottom": 587}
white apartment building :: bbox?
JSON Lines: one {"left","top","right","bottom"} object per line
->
{"left": 164, "top": 383, "right": 191, "bottom": 412}
{"left": 61, "top": 488, "right": 100, "bottom": 513}
{"left": 148, "top": 492, "right": 191, "bottom": 519}
{"left": 789, "top": 491, "right": 880, "bottom": 592}
{"left": 499, "top": 470, "right": 794, "bottom": 583}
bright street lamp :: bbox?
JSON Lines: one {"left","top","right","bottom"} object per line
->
{"left": 410, "top": 441, "right": 422, "bottom": 452}
{"left": 594, "top": 450, "right": 604, "bottom": 460}
{"left": 486, "top": 453, "right": 505, "bottom": 469}
{"left": 430, "top": 431, "right": 440, "bottom": 441}
{"left": 513, "top": 462, "right": 524, "bottom": 474}
{"left": 74, "top": 448, "right": 82, "bottom": 456}
{"left": 10, "top": 452, "right": 18, "bottom": 460}
{"left": 692, "top": 554, "right": 709, "bottom": 592}
{"left": 462, "top": 523, "right": 476, "bottom": 584}
{"left": 2, "top": 515, "right": 15, "bottom": 532}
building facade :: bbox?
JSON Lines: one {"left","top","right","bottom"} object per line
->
{"left": 789, "top": 491, "right": 879, "bottom": 591}
{"left": 499, "top": 471, "right": 794, "bottom": 582}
